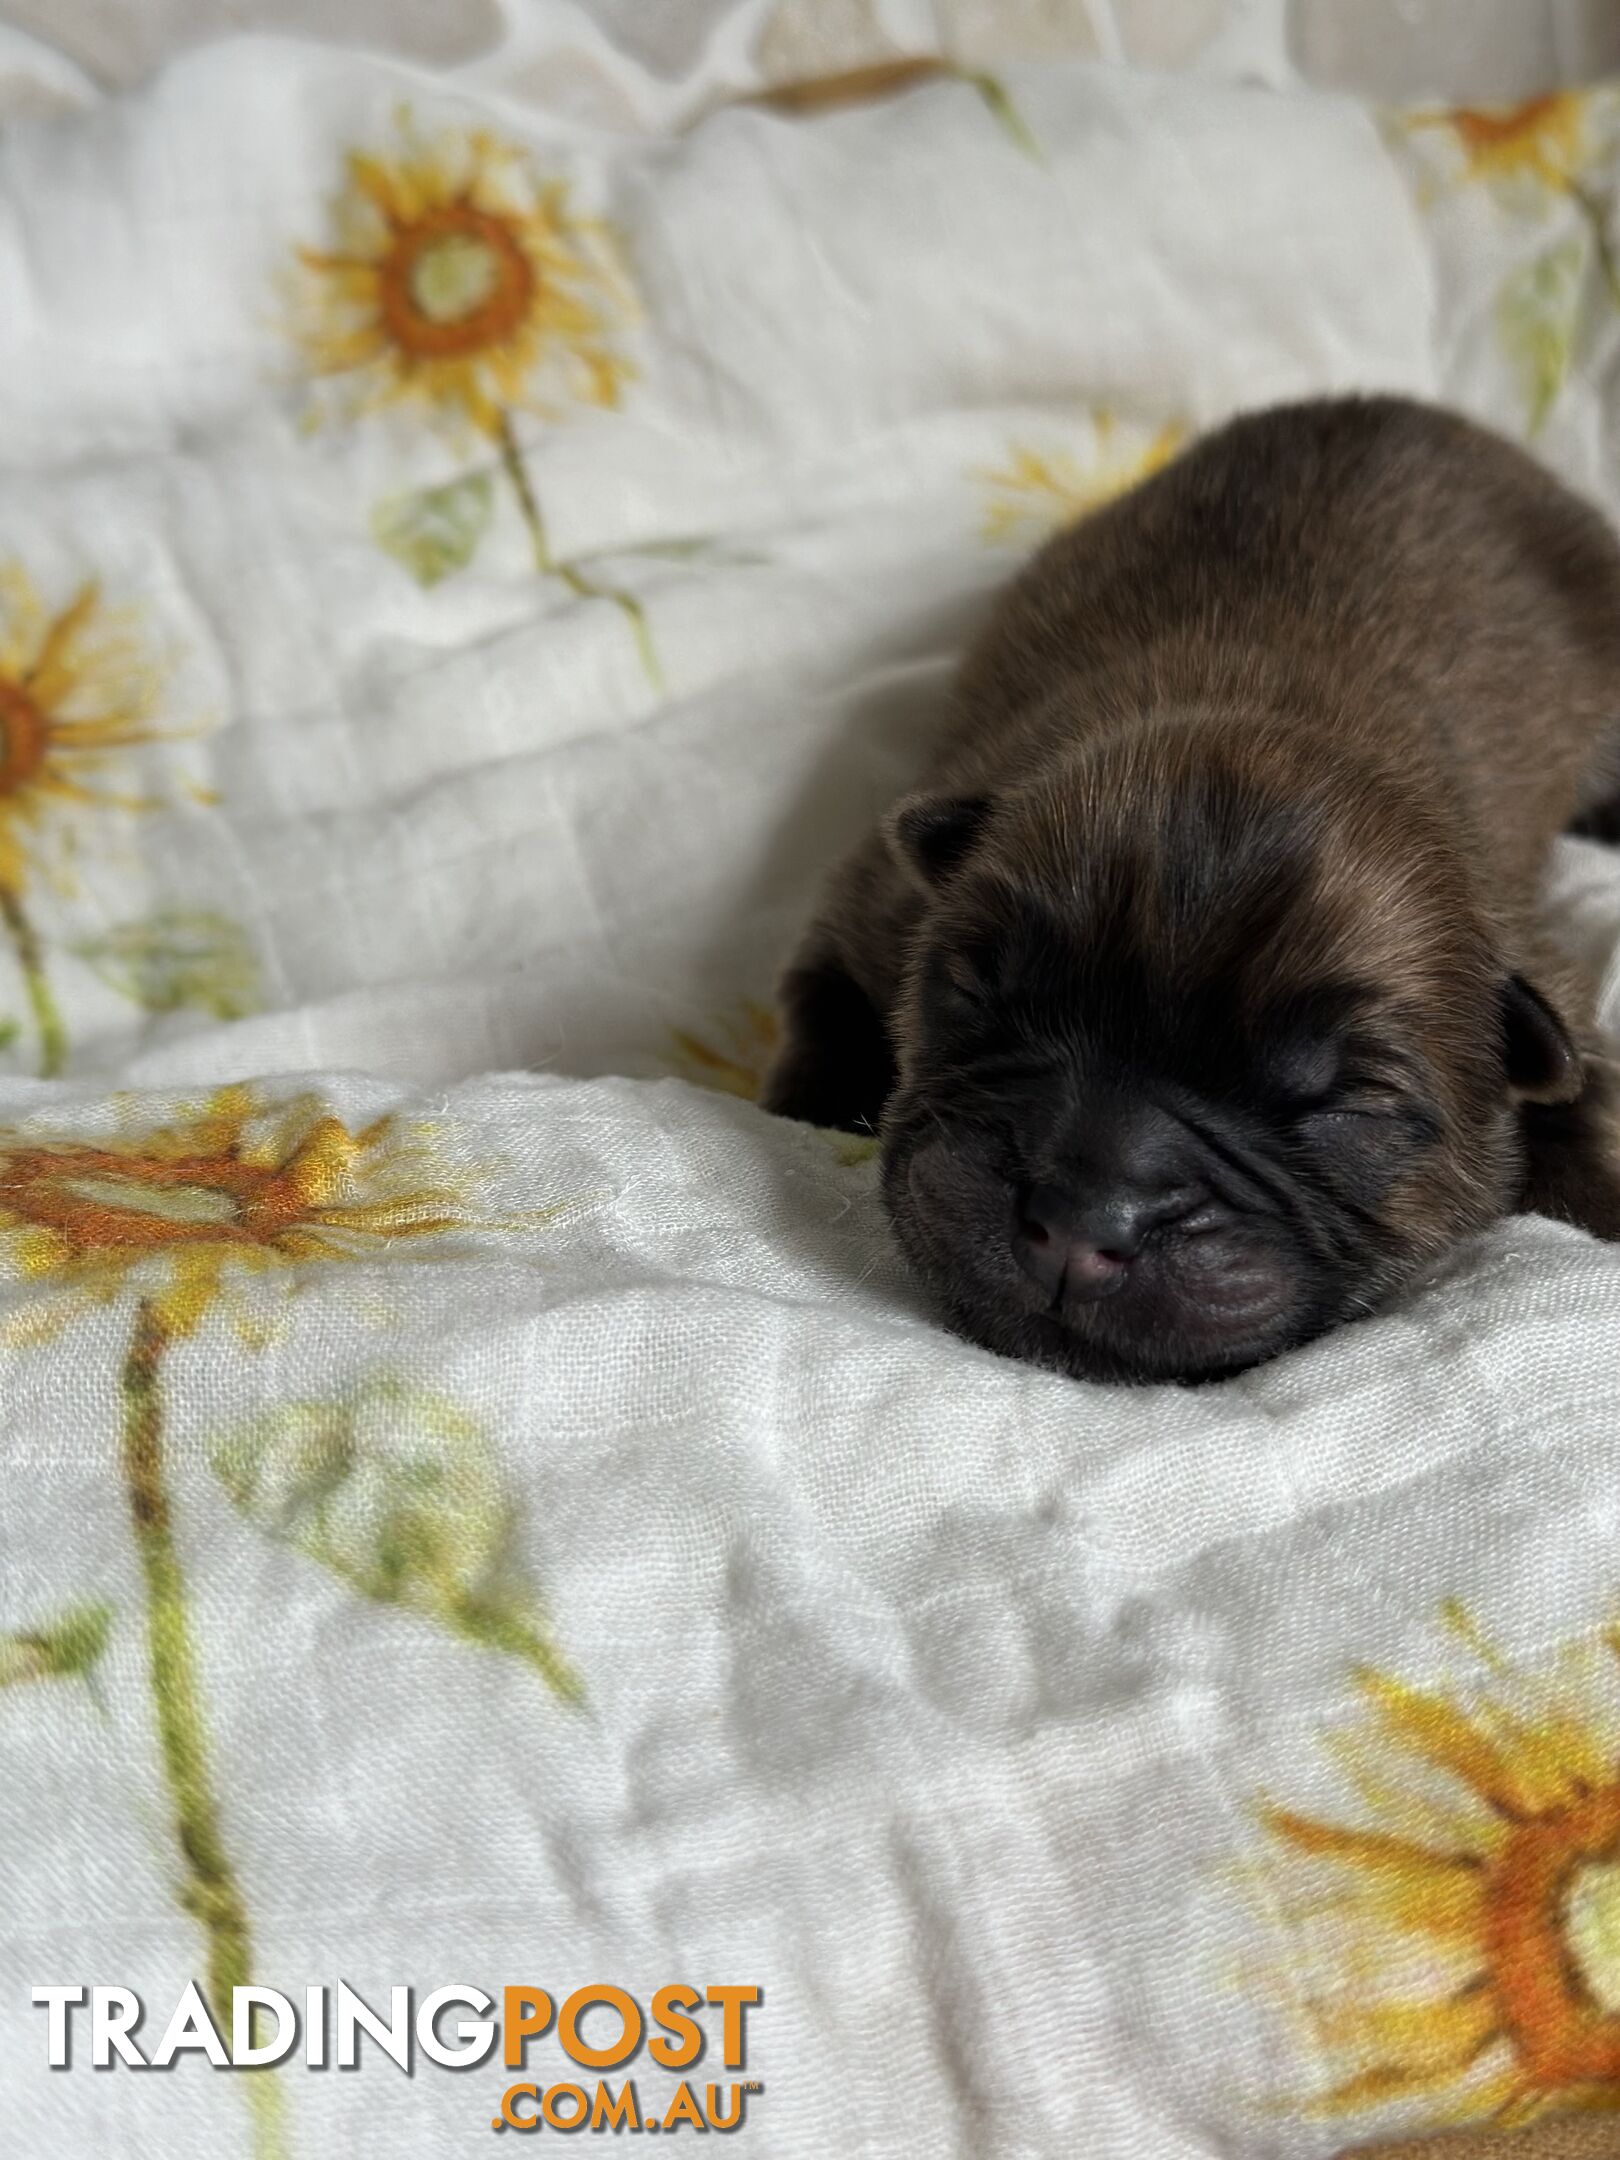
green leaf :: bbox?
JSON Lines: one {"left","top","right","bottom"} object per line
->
{"left": 0, "top": 1602, "right": 112, "bottom": 1690}
{"left": 73, "top": 911, "right": 260, "bottom": 1021}
{"left": 212, "top": 1379, "right": 581, "bottom": 1704}
{"left": 372, "top": 471, "right": 495, "bottom": 586}
{"left": 623, "top": 535, "right": 712, "bottom": 561}
{"left": 0, "top": 1017, "right": 18, "bottom": 1051}
{"left": 960, "top": 69, "right": 1043, "bottom": 164}
{"left": 608, "top": 534, "right": 768, "bottom": 569}
{"left": 1497, "top": 233, "right": 1589, "bottom": 433}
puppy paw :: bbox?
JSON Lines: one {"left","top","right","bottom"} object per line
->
{"left": 760, "top": 962, "right": 895, "bottom": 1136}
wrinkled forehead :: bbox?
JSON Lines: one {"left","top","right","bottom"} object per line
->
{"left": 936, "top": 867, "right": 1350, "bottom": 1053}
{"left": 962, "top": 749, "right": 1485, "bottom": 1014}
{"left": 930, "top": 837, "right": 1482, "bottom": 1098}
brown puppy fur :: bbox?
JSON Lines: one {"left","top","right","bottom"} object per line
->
{"left": 763, "top": 396, "right": 1620, "bottom": 1382}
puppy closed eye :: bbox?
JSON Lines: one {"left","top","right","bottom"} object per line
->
{"left": 1266, "top": 1034, "right": 1342, "bottom": 1106}
{"left": 1266, "top": 1036, "right": 1419, "bottom": 1118}
{"left": 1312, "top": 1074, "right": 1414, "bottom": 1117}
{"left": 942, "top": 948, "right": 994, "bottom": 999}
{"left": 930, "top": 944, "right": 999, "bottom": 1009}
{"left": 1261, "top": 983, "right": 1398, "bottom": 1110}
{"left": 932, "top": 927, "right": 1043, "bottom": 1006}
{"left": 1273, "top": 1027, "right": 1440, "bottom": 1142}
{"left": 1297, "top": 1074, "right": 1442, "bottom": 1153}
{"left": 1266, "top": 1008, "right": 1428, "bottom": 1119}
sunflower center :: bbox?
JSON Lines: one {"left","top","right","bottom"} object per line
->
{"left": 0, "top": 679, "right": 49, "bottom": 796}
{"left": 1489, "top": 1783, "right": 1620, "bottom": 2088}
{"left": 0, "top": 1141, "right": 287, "bottom": 1253}
{"left": 60, "top": 1175, "right": 242, "bottom": 1229}
{"left": 409, "top": 231, "right": 500, "bottom": 323}
{"left": 1566, "top": 1855, "right": 1620, "bottom": 2013}
{"left": 1456, "top": 95, "right": 1564, "bottom": 154}
{"left": 381, "top": 208, "right": 535, "bottom": 360}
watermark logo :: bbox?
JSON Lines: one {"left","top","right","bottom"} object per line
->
{"left": 32, "top": 1981, "right": 763, "bottom": 2135}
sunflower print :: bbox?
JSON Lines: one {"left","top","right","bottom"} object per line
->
{"left": 1412, "top": 93, "right": 1591, "bottom": 194}
{"left": 0, "top": 565, "right": 201, "bottom": 1077}
{"left": 1399, "top": 92, "right": 1620, "bottom": 434}
{"left": 1254, "top": 1601, "right": 1620, "bottom": 2131}
{"left": 976, "top": 412, "right": 1185, "bottom": 543}
{"left": 0, "top": 1082, "right": 472, "bottom": 1337}
{"left": 669, "top": 999, "right": 781, "bottom": 1103}
{"left": 291, "top": 121, "right": 633, "bottom": 439}
{"left": 0, "top": 1085, "right": 537, "bottom": 2160}
{"left": 291, "top": 113, "right": 661, "bottom": 688}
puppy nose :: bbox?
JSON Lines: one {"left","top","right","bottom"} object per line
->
{"left": 1013, "top": 1182, "right": 1148, "bottom": 1302}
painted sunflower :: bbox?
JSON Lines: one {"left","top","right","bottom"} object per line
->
{"left": 0, "top": 1083, "right": 504, "bottom": 2160}
{"left": 0, "top": 1082, "right": 473, "bottom": 1338}
{"left": 292, "top": 117, "right": 635, "bottom": 440}
{"left": 0, "top": 567, "right": 176, "bottom": 892}
{"left": 0, "top": 565, "right": 188, "bottom": 1075}
{"left": 289, "top": 114, "right": 663, "bottom": 688}
{"left": 1258, "top": 1603, "right": 1620, "bottom": 2128}
{"left": 670, "top": 999, "right": 780, "bottom": 1102}
{"left": 1426, "top": 93, "right": 1592, "bottom": 193}
{"left": 977, "top": 414, "right": 1184, "bottom": 542}
{"left": 1398, "top": 92, "right": 1619, "bottom": 440}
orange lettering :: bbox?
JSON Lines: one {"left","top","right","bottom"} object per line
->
{"left": 501, "top": 1990, "right": 554, "bottom": 2070}
{"left": 498, "top": 2082, "right": 540, "bottom": 2130}
{"left": 705, "top": 1986, "right": 760, "bottom": 2070}
{"left": 706, "top": 2082, "right": 746, "bottom": 2130}
{"left": 649, "top": 1985, "right": 703, "bottom": 2070}
{"left": 558, "top": 1985, "right": 642, "bottom": 2070}
{"left": 542, "top": 2083, "right": 590, "bottom": 2130}
{"left": 663, "top": 2080, "right": 705, "bottom": 2129}
{"left": 591, "top": 2080, "right": 641, "bottom": 2129}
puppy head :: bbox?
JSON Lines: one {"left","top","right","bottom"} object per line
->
{"left": 878, "top": 724, "right": 1578, "bottom": 1385}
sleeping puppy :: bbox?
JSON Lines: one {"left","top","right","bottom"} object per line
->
{"left": 763, "top": 396, "right": 1620, "bottom": 1383}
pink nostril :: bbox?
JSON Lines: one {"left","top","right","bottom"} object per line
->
{"left": 1013, "top": 1188, "right": 1138, "bottom": 1304}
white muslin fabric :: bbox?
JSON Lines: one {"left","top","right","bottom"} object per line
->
{"left": 0, "top": 35, "right": 1617, "bottom": 2160}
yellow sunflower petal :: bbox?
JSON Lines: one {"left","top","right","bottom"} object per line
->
{"left": 347, "top": 149, "right": 418, "bottom": 225}
{"left": 1357, "top": 1671, "right": 1593, "bottom": 1818}
{"left": 0, "top": 562, "right": 45, "bottom": 677}
{"left": 22, "top": 581, "right": 99, "bottom": 704}
{"left": 290, "top": 123, "right": 637, "bottom": 441}
{"left": 0, "top": 1086, "right": 493, "bottom": 1330}
{"left": 1312, "top": 1985, "right": 1504, "bottom": 2094}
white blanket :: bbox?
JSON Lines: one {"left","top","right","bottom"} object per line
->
{"left": 3, "top": 39, "right": 1620, "bottom": 2160}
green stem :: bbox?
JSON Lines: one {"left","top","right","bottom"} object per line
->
{"left": 0, "top": 884, "right": 66, "bottom": 1077}
{"left": 452, "top": 1592, "right": 585, "bottom": 1707}
{"left": 956, "top": 69, "right": 1044, "bottom": 164}
{"left": 121, "top": 1300, "right": 285, "bottom": 2160}
{"left": 1570, "top": 180, "right": 1620, "bottom": 306}
{"left": 494, "top": 409, "right": 664, "bottom": 695}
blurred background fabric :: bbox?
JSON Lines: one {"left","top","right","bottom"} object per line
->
{"left": 1, "top": 0, "right": 1619, "bottom": 123}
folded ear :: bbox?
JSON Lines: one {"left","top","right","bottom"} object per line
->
{"left": 885, "top": 793, "right": 993, "bottom": 890}
{"left": 1501, "top": 974, "right": 1583, "bottom": 1105}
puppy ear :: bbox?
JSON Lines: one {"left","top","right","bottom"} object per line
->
{"left": 885, "top": 793, "right": 993, "bottom": 890}
{"left": 1501, "top": 974, "right": 1584, "bottom": 1104}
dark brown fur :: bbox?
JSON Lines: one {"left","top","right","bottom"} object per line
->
{"left": 763, "top": 396, "right": 1620, "bottom": 1382}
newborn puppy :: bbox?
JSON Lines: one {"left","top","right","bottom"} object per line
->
{"left": 763, "top": 396, "right": 1620, "bottom": 1383}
